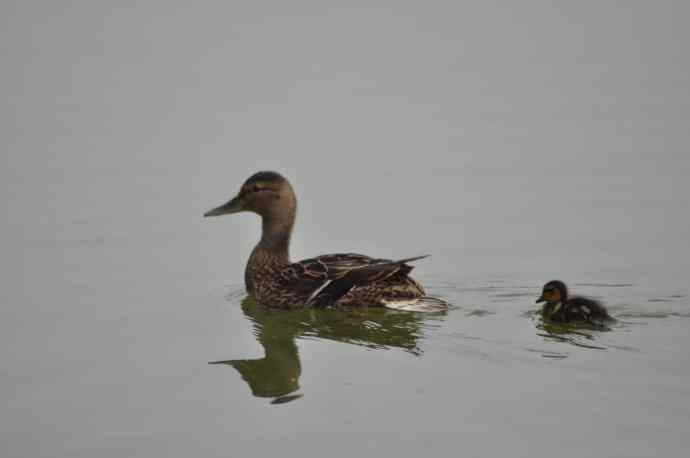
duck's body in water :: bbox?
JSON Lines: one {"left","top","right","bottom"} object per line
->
{"left": 536, "top": 280, "right": 612, "bottom": 325}
{"left": 205, "top": 171, "right": 447, "bottom": 311}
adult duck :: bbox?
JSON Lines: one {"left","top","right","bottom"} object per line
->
{"left": 204, "top": 171, "right": 447, "bottom": 311}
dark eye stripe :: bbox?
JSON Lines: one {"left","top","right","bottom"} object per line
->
{"left": 241, "top": 186, "right": 274, "bottom": 196}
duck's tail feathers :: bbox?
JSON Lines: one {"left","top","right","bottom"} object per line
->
{"left": 383, "top": 296, "right": 449, "bottom": 313}
{"left": 393, "top": 255, "right": 430, "bottom": 264}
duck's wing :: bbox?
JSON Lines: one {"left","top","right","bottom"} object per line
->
{"left": 279, "top": 253, "right": 429, "bottom": 308}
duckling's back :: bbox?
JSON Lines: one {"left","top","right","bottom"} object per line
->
{"left": 564, "top": 296, "right": 611, "bottom": 323}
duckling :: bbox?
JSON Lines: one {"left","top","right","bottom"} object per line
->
{"left": 536, "top": 280, "right": 611, "bottom": 324}
{"left": 204, "top": 171, "right": 447, "bottom": 310}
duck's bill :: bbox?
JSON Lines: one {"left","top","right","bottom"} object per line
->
{"left": 204, "top": 196, "right": 244, "bottom": 217}
{"left": 535, "top": 295, "right": 546, "bottom": 303}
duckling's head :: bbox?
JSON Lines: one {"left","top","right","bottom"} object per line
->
{"left": 204, "top": 171, "right": 296, "bottom": 220}
{"left": 536, "top": 280, "right": 567, "bottom": 305}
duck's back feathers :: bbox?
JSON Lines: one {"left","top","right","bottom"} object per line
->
{"left": 278, "top": 253, "right": 430, "bottom": 308}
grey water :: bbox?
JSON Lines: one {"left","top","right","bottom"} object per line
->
{"left": 2, "top": 1, "right": 690, "bottom": 457}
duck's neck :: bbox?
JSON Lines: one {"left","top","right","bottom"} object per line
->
{"left": 245, "top": 209, "right": 295, "bottom": 294}
{"left": 257, "top": 212, "right": 294, "bottom": 262}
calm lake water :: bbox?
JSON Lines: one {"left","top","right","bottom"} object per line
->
{"left": 2, "top": 2, "right": 690, "bottom": 457}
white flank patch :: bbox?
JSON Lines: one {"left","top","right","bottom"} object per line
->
{"left": 582, "top": 305, "right": 591, "bottom": 314}
{"left": 383, "top": 298, "right": 448, "bottom": 312}
{"left": 552, "top": 302, "right": 562, "bottom": 314}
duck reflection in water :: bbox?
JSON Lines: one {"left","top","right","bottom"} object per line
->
{"left": 210, "top": 296, "right": 445, "bottom": 404}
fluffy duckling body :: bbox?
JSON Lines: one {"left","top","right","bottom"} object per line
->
{"left": 205, "top": 171, "right": 446, "bottom": 311}
{"left": 536, "top": 280, "right": 612, "bottom": 324}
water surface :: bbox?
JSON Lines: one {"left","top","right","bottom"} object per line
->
{"left": 2, "top": 1, "right": 690, "bottom": 457}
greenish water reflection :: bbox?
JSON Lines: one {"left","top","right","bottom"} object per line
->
{"left": 533, "top": 310, "right": 613, "bottom": 351}
{"left": 211, "top": 297, "right": 445, "bottom": 403}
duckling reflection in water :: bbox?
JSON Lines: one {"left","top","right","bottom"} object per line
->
{"left": 204, "top": 171, "right": 447, "bottom": 311}
{"left": 536, "top": 280, "right": 613, "bottom": 327}
{"left": 210, "top": 297, "right": 445, "bottom": 404}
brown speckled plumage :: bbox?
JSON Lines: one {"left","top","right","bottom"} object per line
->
{"left": 205, "top": 171, "right": 446, "bottom": 310}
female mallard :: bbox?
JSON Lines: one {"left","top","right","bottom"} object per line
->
{"left": 536, "top": 280, "right": 612, "bottom": 324}
{"left": 204, "top": 171, "right": 447, "bottom": 311}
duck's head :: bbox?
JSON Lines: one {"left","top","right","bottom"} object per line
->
{"left": 204, "top": 171, "right": 296, "bottom": 220}
{"left": 536, "top": 280, "right": 567, "bottom": 305}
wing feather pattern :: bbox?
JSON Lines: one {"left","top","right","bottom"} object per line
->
{"left": 278, "top": 254, "right": 429, "bottom": 308}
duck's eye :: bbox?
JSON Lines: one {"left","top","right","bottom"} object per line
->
{"left": 246, "top": 185, "right": 265, "bottom": 194}
{"left": 239, "top": 186, "right": 261, "bottom": 197}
